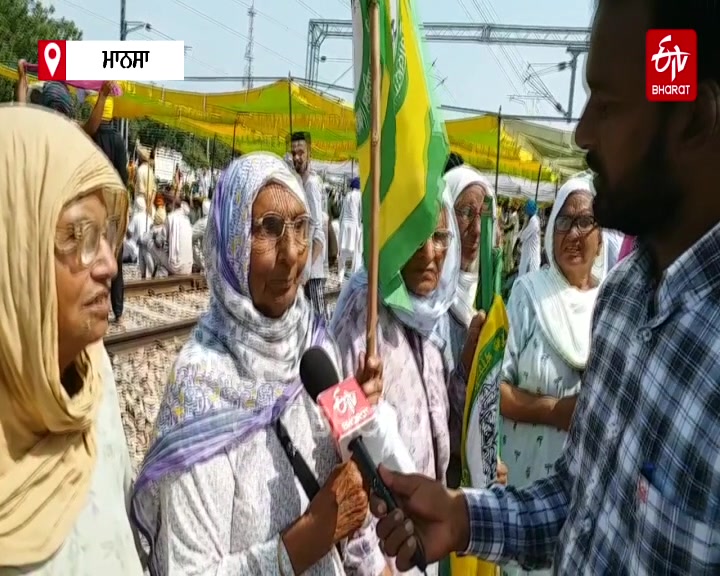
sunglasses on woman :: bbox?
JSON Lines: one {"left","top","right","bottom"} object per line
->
{"left": 554, "top": 214, "right": 597, "bottom": 234}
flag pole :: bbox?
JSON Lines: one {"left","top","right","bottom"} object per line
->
{"left": 287, "top": 71, "right": 294, "bottom": 147}
{"left": 494, "top": 106, "right": 502, "bottom": 193}
{"left": 366, "top": 0, "right": 382, "bottom": 356}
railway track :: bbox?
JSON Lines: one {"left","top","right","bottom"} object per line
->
{"left": 106, "top": 287, "right": 342, "bottom": 355}
{"left": 124, "top": 274, "right": 207, "bottom": 297}
{"left": 104, "top": 318, "right": 199, "bottom": 354}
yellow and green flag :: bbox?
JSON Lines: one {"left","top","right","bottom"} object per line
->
{"left": 352, "top": 0, "right": 450, "bottom": 311}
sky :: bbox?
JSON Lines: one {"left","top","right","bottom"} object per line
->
{"left": 42, "top": 0, "right": 595, "bottom": 127}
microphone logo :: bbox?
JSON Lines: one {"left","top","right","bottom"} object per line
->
{"left": 317, "top": 377, "right": 373, "bottom": 439}
{"left": 332, "top": 388, "right": 358, "bottom": 416}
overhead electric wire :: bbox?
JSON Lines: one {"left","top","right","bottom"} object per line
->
{"left": 56, "top": 0, "right": 227, "bottom": 75}
{"left": 229, "top": 0, "right": 305, "bottom": 41}
{"left": 169, "top": 0, "right": 303, "bottom": 69}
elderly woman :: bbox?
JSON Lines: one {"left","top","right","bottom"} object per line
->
{"left": 442, "top": 166, "right": 506, "bottom": 488}
{"left": 498, "top": 177, "right": 607, "bottom": 576}
{"left": 331, "top": 189, "right": 461, "bottom": 576}
{"left": 0, "top": 106, "right": 142, "bottom": 573}
{"left": 131, "top": 153, "right": 387, "bottom": 576}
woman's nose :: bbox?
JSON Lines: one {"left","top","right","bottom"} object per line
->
{"left": 92, "top": 238, "right": 118, "bottom": 281}
{"left": 276, "top": 230, "right": 300, "bottom": 263}
{"left": 468, "top": 216, "right": 481, "bottom": 238}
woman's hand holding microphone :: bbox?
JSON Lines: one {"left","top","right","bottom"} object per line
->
{"left": 282, "top": 460, "right": 370, "bottom": 573}
{"left": 282, "top": 354, "right": 385, "bottom": 574}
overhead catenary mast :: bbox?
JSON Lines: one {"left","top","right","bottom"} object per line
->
{"left": 243, "top": 0, "right": 256, "bottom": 89}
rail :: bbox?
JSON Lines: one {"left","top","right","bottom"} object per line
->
{"left": 106, "top": 286, "right": 343, "bottom": 355}
{"left": 104, "top": 318, "right": 199, "bottom": 354}
{"left": 124, "top": 274, "right": 207, "bottom": 297}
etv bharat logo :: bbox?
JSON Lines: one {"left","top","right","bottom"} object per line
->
{"left": 646, "top": 29, "right": 697, "bottom": 102}
{"left": 651, "top": 35, "right": 689, "bottom": 82}
{"left": 333, "top": 388, "right": 358, "bottom": 416}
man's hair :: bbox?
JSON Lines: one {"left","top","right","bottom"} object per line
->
{"left": 600, "top": 0, "right": 719, "bottom": 83}
{"left": 291, "top": 131, "right": 311, "bottom": 145}
{"left": 651, "top": 1, "right": 718, "bottom": 84}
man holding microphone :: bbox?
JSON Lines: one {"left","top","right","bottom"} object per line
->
{"left": 370, "top": 0, "right": 720, "bottom": 574}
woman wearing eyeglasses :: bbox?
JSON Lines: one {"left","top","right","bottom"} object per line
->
{"left": 331, "top": 187, "right": 461, "bottom": 576}
{"left": 132, "top": 153, "right": 388, "bottom": 576}
{"left": 497, "top": 176, "right": 608, "bottom": 576}
{"left": 440, "top": 166, "right": 505, "bottom": 487}
{"left": 0, "top": 106, "right": 143, "bottom": 574}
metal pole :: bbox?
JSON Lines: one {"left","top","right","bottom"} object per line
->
{"left": 231, "top": 117, "right": 238, "bottom": 158}
{"left": 209, "top": 134, "right": 217, "bottom": 198}
{"left": 534, "top": 164, "right": 542, "bottom": 202}
{"left": 120, "top": 0, "right": 127, "bottom": 40}
{"left": 494, "top": 106, "right": 502, "bottom": 193}
{"left": 287, "top": 72, "right": 294, "bottom": 150}
{"left": 566, "top": 50, "right": 579, "bottom": 122}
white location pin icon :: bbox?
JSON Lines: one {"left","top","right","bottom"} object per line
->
{"left": 44, "top": 42, "right": 61, "bottom": 77}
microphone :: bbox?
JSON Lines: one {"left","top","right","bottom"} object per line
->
{"left": 300, "top": 348, "right": 416, "bottom": 473}
{"left": 299, "top": 347, "right": 428, "bottom": 572}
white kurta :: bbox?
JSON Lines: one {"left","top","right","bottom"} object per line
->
{"left": 518, "top": 214, "right": 541, "bottom": 276}
{"left": 498, "top": 283, "right": 582, "bottom": 576}
{"left": 338, "top": 188, "right": 363, "bottom": 280}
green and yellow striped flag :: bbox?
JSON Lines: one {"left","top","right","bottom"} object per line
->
{"left": 352, "top": 0, "right": 450, "bottom": 311}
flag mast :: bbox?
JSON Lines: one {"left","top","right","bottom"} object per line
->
{"left": 366, "top": 0, "right": 382, "bottom": 356}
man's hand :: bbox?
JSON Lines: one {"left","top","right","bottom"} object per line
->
{"left": 496, "top": 458, "right": 508, "bottom": 485}
{"left": 100, "top": 80, "right": 116, "bottom": 98}
{"left": 356, "top": 352, "right": 383, "bottom": 405}
{"left": 17, "top": 59, "right": 26, "bottom": 79}
{"left": 370, "top": 466, "right": 470, "bottom": 571}
{"left": 460, "top": 311, "right": 486, "bottom": 373}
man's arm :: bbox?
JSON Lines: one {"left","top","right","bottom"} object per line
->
{"left": 15, "top": 60, "right": 28, "bottom": 103}
{"left": 83, "top": 94, "right": 106, "bottom": 136}
{"left": 306, "top": 176, "right": 325, "bottom": 263}
{"left": 461, "top": 459, "right": 571, "bottom": 569}
{"left": 459, "top": 385, "right": 588, "bottom": 569}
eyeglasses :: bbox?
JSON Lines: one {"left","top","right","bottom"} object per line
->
{"left": 252, "top": 213, "right": 311, "bottom": 244}
{"left": 418, "top": 229, "right": 452, "bottom": 251}
{"left": 555, "top": 214, "right": 597, "bottom": 234}
{"left": 55, "top": 217, "right": 120, "bottom": 268}
{"left": 455, "top": 206, "right": 482, "bottom": 224}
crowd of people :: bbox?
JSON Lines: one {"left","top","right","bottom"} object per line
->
{"left": 1, "top": 0, "right": 718, "bottom": 574}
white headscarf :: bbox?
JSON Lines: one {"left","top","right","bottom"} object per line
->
{"left": 444, "top": 166, "right": 497, "bottom": 327}
{"left": 333, "top": 187, "right": 460, "bottom": 343}
{"left": 519, "top": 176, "right": 607, "bottom": 369}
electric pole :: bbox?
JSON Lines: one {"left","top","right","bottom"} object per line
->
{"left": 243, "top": 0, "right": 256, "bottom": 89}
{"left": 120, "top": 0, "right": 127, "bottom": 40}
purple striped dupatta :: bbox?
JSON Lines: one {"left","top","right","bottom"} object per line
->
{"left": 130, "top": 317, "right": 326, "bottom": 572}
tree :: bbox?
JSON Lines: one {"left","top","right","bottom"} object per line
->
{"left": 125, "top": 117, "right": 236, "bottom": 170}
{"left": 0, "top": 0, "right": 82, "bottom": 101}
{"left": 0, "top": 2, "right": 235, "bottom": 171}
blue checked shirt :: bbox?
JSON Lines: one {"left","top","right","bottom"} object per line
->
{"left": 462, "top": 223, "right": 720, "bottom": 574}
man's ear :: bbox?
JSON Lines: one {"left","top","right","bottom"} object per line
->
{"left": 673, "top": 80, "right": 720, "bottom": 155}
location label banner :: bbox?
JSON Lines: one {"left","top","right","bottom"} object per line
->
{"left": 37, "top": 40, "right": 185, "bottom": 82}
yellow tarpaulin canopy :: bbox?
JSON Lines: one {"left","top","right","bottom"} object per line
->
{"left": 1, "top": 63, "right": 568, "bottom": 181}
